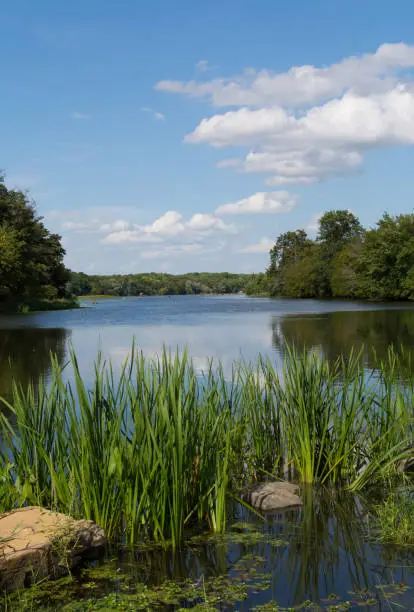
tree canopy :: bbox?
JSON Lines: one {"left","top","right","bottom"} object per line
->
{"left": 0, "top": 177, "right": 70, "bottom": 307}
{"left": 247, "top": 209, "right": 414, "bottom": 301}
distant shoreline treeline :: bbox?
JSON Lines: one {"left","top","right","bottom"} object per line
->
{"left": 246, "top": 210, "right": 414, "bottom": 301}
{"left": 68, "top": 271, "right": 253, "bottom": 297}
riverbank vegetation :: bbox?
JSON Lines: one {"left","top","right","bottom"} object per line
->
{"left": 68, "top": 271, "right": 252, "bottom": 297}
{"left": 0, "top": 178, "right": 76, "bottom": 313}
{"left": 246, "top": 209, "right": 414, "bottom": 300}
{"left": 1, "top": 346, "right": 412, "bottom": 547}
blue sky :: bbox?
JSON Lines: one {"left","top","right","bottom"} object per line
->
{"left": 2, "top": 0, "right": 414, "bottom": 274}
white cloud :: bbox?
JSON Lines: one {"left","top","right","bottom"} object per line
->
{"left": 244, "top": 149, "right": 363, "bottom": 186}
{"left": 99, "top": 220, "right": 131, "bottom": 232}
{"left": 61, "top": 209, "right": 233, "bottom": 244}
{"left": 196, "top": 60, "right": 215, "bottom": 73}
{"left": 141, "top": 243, "right": 203, "bottom": 259}
{"left": 156, "top": 43, "right": 414, "bottom": 186}
{"left": 141, "top": 107, "right": 165, "bottom": 121}
{"left": 185, "top": 86, "right": 414, "bottom": 184}
{"left": 71, "top": 111, "right": 90, "bottom": 120}
{"left": 186, "top": 213, "right": 235, "bottom": 233}
{"left": 62, "top": 221, "right": 92, "bottom": 231}
{"left": 217, "top": 158, "right": 241, "bottom": 168}
{"left": 215, "top": 191, "right": 297, "bottom": 215}
{"left": 185, "top": 87, "right": 414, "bottom": 148}
{"left": 142, "top": 210, "right": 185, "bottom": 236}
{"left": 102, "top": 210, "right": 236, "bottom": 244}
{"left": 104, "top": 230, "right": 162, "bottom": 245}
{"left": 156, "top": 43, "right": 414, "bottom": 108}
{"left": 239, "top": 237, "right": 274, "bottom": 253}
{"left": 62, "top": 219, "right": 134, "bottom": 233}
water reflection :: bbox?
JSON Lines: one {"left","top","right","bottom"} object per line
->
{"left": 2, "top": 299, "right": 414, "bottom": 392}
{"left": 272, "top": 309, "right": 414, "bottom": 366}
{"left": 0, "top": 327, "right": 70, "bottom": 402}
{"left": 95, "top": 490, "right": 413, "bottom": 610}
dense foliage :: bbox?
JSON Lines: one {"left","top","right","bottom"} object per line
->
{"left": 68, "top": 271, "right": 252, "bottom": 296}
{"left": 246, "top": 210, "right": 414, "bottom": 300}
{"left": 0, "top": 177, "right": 71, "bottom": 309}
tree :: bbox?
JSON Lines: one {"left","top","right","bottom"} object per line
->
{"left": 269, "top": 230, "right": 310, "bottom": 272}
{"left": 0, "top": 178, "right": 70, "bottom": 303}
{"left": 317, "top": 210, "right": 363, "bottom": 296}
{"left": 66, "top": 272, "right": 92, "bottom": 296}
{"left": 357, "top": 213, "right": 414, "bottom": 300}
{"left": 330, "top": 238, "right": 363, "bottom": 298}
{"left": 317, "top": 210, "right": 363, "bottom": 251}
{"left": 283, "top": 251, "right": 318, "bottom": 298}
{"left": 267, "top": 230, "right": 313, "bottom": 295}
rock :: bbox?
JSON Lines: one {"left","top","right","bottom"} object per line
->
{"left": 243, "top": 481, "right": 302, "bottom": 512}
{"left": 0, "top": 507, "right": 106, "bottom": 592}
{"left": 397, "top": 455, "right": 414, "bottom": 473}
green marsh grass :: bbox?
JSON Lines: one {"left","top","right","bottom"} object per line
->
{"left": 371, "top": 490, "right": 414, "bottom": 546}
{"left": 0, "top": 346, "right": 413, "bottom": 546}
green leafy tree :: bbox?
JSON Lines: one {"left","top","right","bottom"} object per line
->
{"left": 283, "top": 256, "right": 318, "bottom": 298}
{"left": 267, "top": 230, "right": 313, "bottom": 295}
{"left": 330, "top": 238, "right": 363, "bottom": 298}
{"left": 261, "top": 209, "right": 414, "bottom": 301}
{"left": 317, "top": 210, "right": 363, "bottom": 248}
{"left": 317, "top": 210, "right": 363, "bottom": 296}
{"left": 0, "top": 178, "right": 70, "bottom": 304}
{"left": 66, "top": 271, "right": 92, "bottom": 296}
{"left": 358, "top": 213, "right": 414, "bottom": 300}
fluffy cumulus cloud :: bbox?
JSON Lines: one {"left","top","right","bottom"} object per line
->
{"left": 156, "top": 43, "right": 414, "bottom": 186}
{"left": 156, "top": 43, "right": 414, "bottom": 107}
{"left": 216, "top": 191, "right": 297, "bottom": 215}
{"left": 103, "top": 210, "right": 235, "bottom": 244}
{"left": 55, "top": 207, "right": 239, "bottom": 271}
{"left": 61, "top": 209, "right": 235, "bottom": 247}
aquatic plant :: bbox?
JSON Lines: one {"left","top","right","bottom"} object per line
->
{"left": 0, "top": 345, "right": 412, "bottom": 546}
{"left": 370, "top": 490, "right": 414, "bottom": 546}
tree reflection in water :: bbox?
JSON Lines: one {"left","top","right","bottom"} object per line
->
{"left": 272, "top": 308, "right": 414, "bottom": 369}
{"left": 0, "top": 327, "right": 70, "bottom": 406}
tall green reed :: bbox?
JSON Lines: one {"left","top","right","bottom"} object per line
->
{"left": 0, "top": 345, "right": 412, "bottom": 546}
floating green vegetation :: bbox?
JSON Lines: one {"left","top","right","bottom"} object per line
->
{"left": 230, "top": 520, "right": 259, "bottom": 532}
{"left": 0, "top": 345, "right": 413, "bottom": 547}
{"left": 251, "top": 584, "right": 412, "bottom": 612}
{"left": 2, "top": 554, "right": 272, "bottom": 611}
{"left": 190, "top": 531, "right": 287, "bottom": 547}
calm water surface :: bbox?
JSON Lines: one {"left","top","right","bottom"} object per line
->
{"left": 2, "top": 294, "right": 414, "bottom": 392}
{"left": 1, "top": 296, "right": 413, "bottom": 610}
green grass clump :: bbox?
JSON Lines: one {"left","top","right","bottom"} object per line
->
{"left": 0, "top": 345, "right": 413, "bottom": 547}
{"left": 372, "top": 491, "right": 414, "bottom": 545}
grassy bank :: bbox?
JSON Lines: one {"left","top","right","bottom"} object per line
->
{"left": 0, "top": 297, "right": 79, "bottom": 314}
{"left": 0, "top": 347, "right": 413, "bottom": 547}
